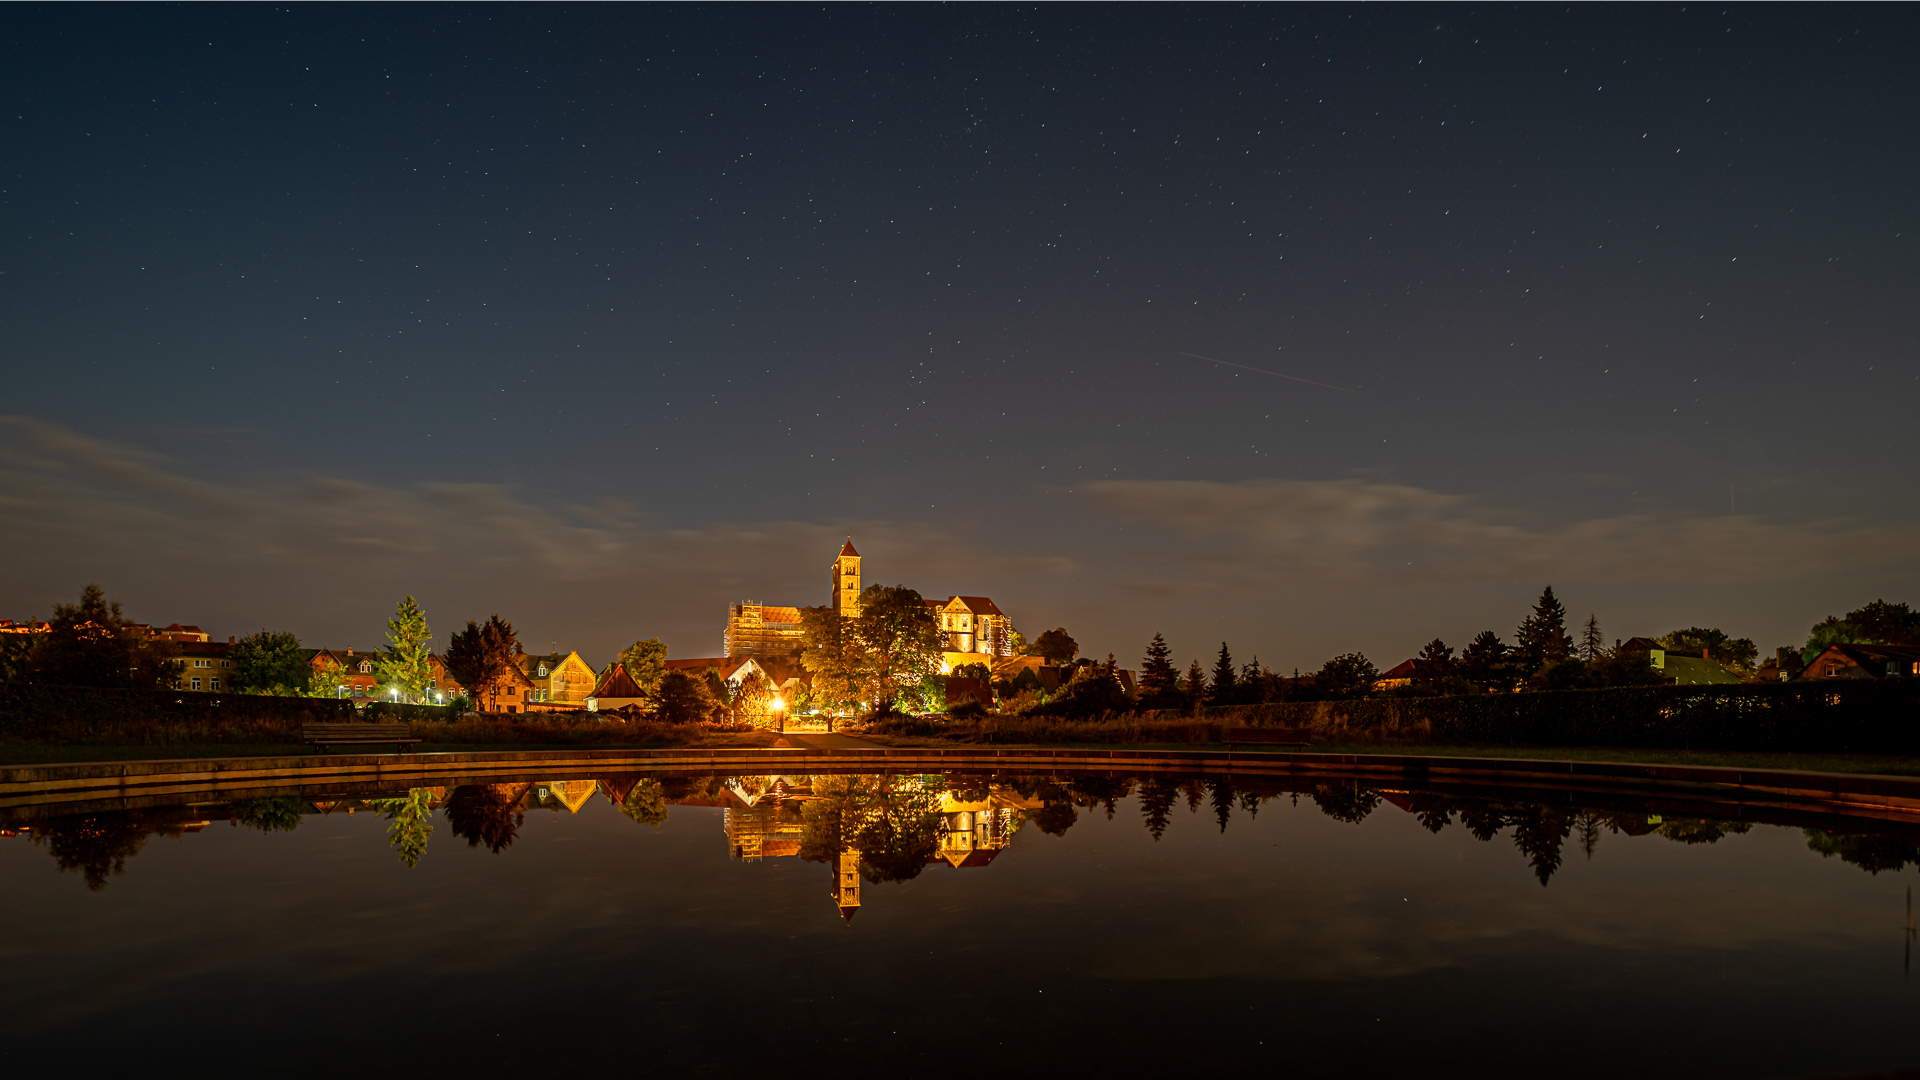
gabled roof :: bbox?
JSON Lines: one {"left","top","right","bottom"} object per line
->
{"left": 949, "top": 595, "right": 1005, "bottom": 617}
{"left": 839, "top": 539, "right": 860, "bottom": 557}
{"left": 593, "top": 663, "right": 647, "bottom": 698}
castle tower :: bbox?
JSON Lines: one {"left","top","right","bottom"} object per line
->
{"left": 830, "top": 539, "right": 862, "bottom": 618}
{"left": 831, "top": 847, "right": 862, "bottom": 923}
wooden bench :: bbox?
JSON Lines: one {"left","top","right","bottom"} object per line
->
{"left": 1224, "top": 726, "right": 1312, "bottom": 749}
{"left": 302, "top": 723, "right": 418, "bottom": 754}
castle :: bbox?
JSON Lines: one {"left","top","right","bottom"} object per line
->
{"left": 723, "top": 539, "right": 1014, "bottom": 670}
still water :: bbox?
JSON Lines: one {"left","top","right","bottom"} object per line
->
{"left": 3, "top": 770, "right": 1918, "bottom": 1076}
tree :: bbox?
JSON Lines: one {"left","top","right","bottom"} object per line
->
{"left": 949, "top": 661, "right": 991, "bottom": 680}
{"left": 1803, "top": 600, "right": 1919, "bottom": 660}
{"left": 1140, "top": 634, "right": 1176, "bottom": 693}
{"left": 367, "top": 788, "right": 435, "bottom": 868}
{"left": 230, "top": 630, "right": 311, "bottom": 694}
{"left": 1657, "top": 626, "right": 1758, "bottom": 671}
{"left": 307, "top": 654, "right": 345, "bottom": 698}
{"left": 617, "top": 638, "right": 669, "bottom": 698}
{"left": 799, "top": 604, "right": 863, "bottom": 717}
{"left": 1579, "top": 614, "right": 1605, "bottom": 663}
{"left": 376, "top": 596, "right": 434, "bottom": 702}
{"left": 1031, "top": 627, "right": 1079, "bottom": 664}
{"left": 1315, "top": 653, "right": 1379, "bottom": 699}
{"left": 850, "top": 584, "right": 943, "bottom": 715}
{"left": 29, "top": 584, "right": 177, "bottom": 689}
{"left": 1515, "top": 586, "right": 1573, "bottom": 675}
{"left": 1458, "top": 630, "right": 1512, "bottom": 692}
{"left": 1181, "top": 659, "right": 1207, "bottom": 705}
{"left": 444, "top": 614, "right": 517, "bottom": 712}
{"left": 1208, "top": 642, "right": 1236, "bottom": 705}
{"left": 655, "top": 669, "right": 723, "bottom": 725}
{"left": 618, "top": 780, "right": 669, "bottom": 828}
{"left": 732, "top": 669, "right": 778, "bottom": 727}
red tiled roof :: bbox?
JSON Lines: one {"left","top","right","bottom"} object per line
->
{"left": 839, "top": 539, "right": 859, "bottom": 557}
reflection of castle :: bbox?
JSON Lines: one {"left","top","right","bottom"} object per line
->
{"left": 701, "top": 775, "right": 1042, "bottom": 922}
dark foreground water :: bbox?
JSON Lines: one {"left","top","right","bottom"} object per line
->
{"left": 3, "top": 770, "right": 1919, "bottom": 1077}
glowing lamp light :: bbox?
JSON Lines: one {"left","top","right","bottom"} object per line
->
{"left": 771, "top": 696, "right": 785, "bottom": 711}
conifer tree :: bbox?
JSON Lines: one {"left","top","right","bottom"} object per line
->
{"left": 1182, "top": 659, "right": 1206, "bottom": 703}
{"left": 1580, "top": 614, "right": 1605, "bottom": 663}
{"left": 1515, "top": 585, "right": 1573, "bottom": 673}
{"left": 1209, "top": 642, "right": 1236, "bottom": 704}
{"left": 1140, "top": 633, "right": 1177, "bottom": 694}
{"left": 377, "top": 596, "right": 434, "bottom": 703}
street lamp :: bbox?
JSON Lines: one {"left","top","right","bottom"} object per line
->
{"left": 771, "top": 694, "right": 786, "bottom": 733}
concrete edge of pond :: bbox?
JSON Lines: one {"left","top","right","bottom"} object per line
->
{"left": 6, "top": 746, "right": 1920, "bottom": 825}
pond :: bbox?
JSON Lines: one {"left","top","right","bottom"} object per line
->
{"left": 3, "top": 767, "right": 1918, "bottom": 1076}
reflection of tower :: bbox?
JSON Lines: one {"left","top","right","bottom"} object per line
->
{"left": 831, "top": 539, "right": 862, "bottom": 618}
{"left": 831, "top": 848, "right": 862, "bottom": 923}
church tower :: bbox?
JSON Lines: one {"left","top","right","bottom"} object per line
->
{"left": 830, "top": 539, "right": 862, "bottom": 618}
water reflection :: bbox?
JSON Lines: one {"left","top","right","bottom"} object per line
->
{"left": 7, "top": 772, "right": 1920, "bottom": 906}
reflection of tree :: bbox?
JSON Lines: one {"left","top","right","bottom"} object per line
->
{"left": 1068, "top": 777, "right": 1133, "bottom": 821}
{"left": 1310, "top": 784, "right": 1382, "bottom": 825}
{"left": 1137, "top": 780, "right": 1178, "bottom": 841}
{"left": 799, "top": 774, "right": 945, "bottom": 883}
{"left": 444, "top": 784, "right": 526, "bottom": 854}
{"left": 367, "top": 788, "right": 436, "bottom": 868}
{"left": 1805, "top": 830, "right": 1920, "bottom": 874}
{"left": 1208, "top": 780, "right": 1234, "bottom": 833}
{"left": 1506, "top": 805, "right": 1574, "bottom": 886}
{"left": 619, "top": 780, "right": 669, "bottom": 827}
{"left": 233, "top": 796, "right": 305, "bottom": 833}
{"left": 1575, "top": 812, "right": 1604, "bottom": 860}
{"left": 1655, "top": 819, "right": 1753, "bottom": 845}
{"left": 29, "top": 810, "right": 202, "bottom": 891}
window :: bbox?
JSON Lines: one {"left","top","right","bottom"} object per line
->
{"left": 190, "top": 677, "right": 201, "bottom": 691}
{"left": 210, "top": 677, "right": 221, "bottom": 691}
{"left": 358, "top": 662, "right": 371, "bottom": 674}
{"left": 194, "top": 658, "right": 210, "bottom": 668}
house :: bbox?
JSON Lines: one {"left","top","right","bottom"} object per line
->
{"left": 174, "top": 639, "right": 235, "bottom": 692}
{"left": 309, "top": 648, "right": 468, "bottom": 705}
{"left": 927, "top": 595, "right": 1015, "bottom": 669}
{"left": 517, "top": 650, "right": 598, "bottom": 709}
{"left": 1615, "top": 638, "right": 1741, "bottom": 686}
{"left": 587, "top": 664, "right": 650, "bottom": 712}
{"left": 1800, "top": 643, "right": 1920, "bottom": 680}
{"left": 666, "top": 656, "right": 770, "bottom": 693}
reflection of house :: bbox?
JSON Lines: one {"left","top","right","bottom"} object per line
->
{"left": 1802, "top": 643, "right": 1920, "bottom": 680}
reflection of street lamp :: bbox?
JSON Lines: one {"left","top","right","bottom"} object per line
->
{"left": 771, "top": 694, "right": 786, "bottom": 733}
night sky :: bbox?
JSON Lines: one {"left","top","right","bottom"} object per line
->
{"left": 3, "top": 4, "right": 1915, "bottom": 671}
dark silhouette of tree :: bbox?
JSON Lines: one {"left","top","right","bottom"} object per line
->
{"left": 444, "top": 615, "right": 517, "bottom": 712}
{"left": 1031, "top": 627, "right": 1079, "bottom": 664}
{"left": 1458, "top": 803, "right": 1507, "bottom": 842}
{"left": 1403, "top": 793, "right": 1456, "bottom": 834}
{"left": 1137, "top": 780, "right": 1179, "bottom": 840}
{"left": 29, "top": 584, "right": 178, "bottom": 689}
{"left": 1579, "top": 614, "right": 1606, "bottom": 663}
{"left": 1458, "top": 630, "right": 1514, "bottom": 693}
{"left": 444, "top": 784, "right": 525, "bottom": 853}
{"left": 1070, "top": 776, "right": 1133, "bottom": 820}
{"left": 1310, "top": 784, "right": 1382, "bottom": 824}
{"left": 1181, "top": 659, "right": 1207, "bottom": 708}
{"left": 655, "top": 669, "right": 724, "bottom": 724}
{"left": 1314, "top": 653, "right": 1379, "bottom": 699}
{"left": 1515, "top": 585, "right": 1574, "bottom": 676}
{"left": 1208, "top": 643, "right": 1237, "bottom": 705}
{"left": 1417, "top": 638, "right": 1453, "bottom": 664}
{"left": 1140, "top": 633, "right": 1177, "bottom": 694}
{"left": 1208, "top": 780, "right": 1234, "bottom": 833}
{"left": 1804, "top": 600, "right": 1920, "bottom": 658}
